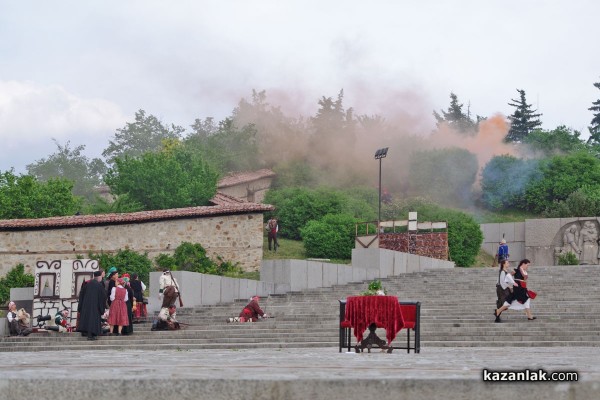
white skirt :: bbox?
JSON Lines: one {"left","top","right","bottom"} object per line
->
{"left": 503, "top": 298, "right": 530, "bottom": 310}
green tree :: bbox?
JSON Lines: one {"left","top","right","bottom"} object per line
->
{"left": 505, "top": 89, "right": 542, "bottom": 142}
{"left": 301, "top": 213, "right": 357, "bottom": 260}
{"left": 522, "top": 126, "right": 585, "bottom": 155}
{"left": 0, "top": 170, "right": 82, "bottom": 219}
{"left": 308, "top": 90, "right": 358, "bottom": 171}
{"left": 102, "top": 109, "right": 184, "bottom": 165}
{"left": 481, "top": 155, "right": 541, "bottom": 210}
{"left": 408, "top": 148, "right": 478, "bottom": 206}
{"left": 433, "top": 92, "right": 476, "bottom": 134}
{"left": 155, "top": 242, "right": 242, "bottom": 276}
{"left": 0, "top": 264, "right": 35, "bottom": 306}
{"left": 184, "top": 117, "right": 259, "bottom": 174}
{"left": 26, "top": 140, "right": 106, "bottom": 202}
{"left": 104, "top": 146, "right": 218, "bottom": 211}
{"left": 543, "top": 185, "right": 600, "bottom": 218}
{"left": 523, "top": 151, "right": 600, "bottom": 213}
{"left": 264, "top": 187, "right": 347, "bottom": 240}
{"left": 587, "top": 79, "right": 600, "bottom": 145}
{"left": 88, "top": 249, "right": 154, "bottom": 285}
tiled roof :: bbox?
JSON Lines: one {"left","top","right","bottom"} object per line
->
{"left": 217, "top": 169, "right": 276, "bottom": 188}
{"left": 0, "top": 192, "right": 274, "bottom": 230}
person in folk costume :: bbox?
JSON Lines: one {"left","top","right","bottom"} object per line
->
{"left": 237, "top": 296, "right": 269, "bottom": 322}
{"left": 106, "top": 266, "right": 119, "bottom": 307}
{"left": 7, "top": 301, "right": 32, "bottom": 336}
{"left": 53, "top": 308, "right": 72, "bottom": 332}
{"left": 494, "top": 259, "right": 536, "bottom": 321}
{"left": 78, "top": 270, "right": 107, "bottom": 341}
{"left": 76, "top": 269, "right": 105, "bottom": 334}
{"left": 154, "top": 305, "right": 181, "bottom": 330}
{"left": 130, "top": 273, "right": 147, "bottom": 322}
{"left": 120, "top": 273, "right": 134, "bottom": 335}
{"left": 497, "top": 239, "right": 509, "bottom": 262}
{"left": 107, "top": 278, "right": 129, "bottom": 336}
{"left": 266, "top": 217, "right": 279, "bottom": 252}
{"left": 158, "top": 268, "right": 179, "bottom": 308}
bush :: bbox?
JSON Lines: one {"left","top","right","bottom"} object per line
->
{"left": 557, "top": 251, "right": 580, "bottom": 265}
{"left": 481, "top": 155, "right": 540, "bottom": 210}
{"left": 301, "top": 213, "right": 357, "bottom": 260}
{"left": 543, "top": 185, "right": 600, "bottom": 218}
{"left": 0, "top": 264, "right": 35, "bottom": 306}
{"left": 88, "top": 249, "right": 154, "bottom": 284}
{"left": 523, "top": 151, "right": 600, "bottom": 213}
{"left": 264, "top": 187, "right": 347, "bottom": 240}
{"left": 155, "top": 242, "right": 244, "bottom": 276}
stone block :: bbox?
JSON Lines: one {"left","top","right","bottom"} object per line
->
{"left": 365, "top": 267, "right": 379, "bottom": 280}
{"left": 322, "top": 263, "right": 338, "bottom": 287}
{"left": 306, "top": 261, "right": 323, "bottom": 289}
{"left": 481, "top": 223, "right": 500, "bottom": 244}
{"left": 393, "top": 252, "right": 407, "bottom": 275}
{"left": 352, "top": 267, "right": 367, "bottom": 282}
{"left": 514, "top": 222, "right": 526, "bottom": 242}
{"left": 200, "top": 274, "right": 221, "bottom": 306}
{"left": 526, "top": 219, "right": 562, "bottom": 247}
{"left": 406, "top": 253, "right": 420, "bottom": 273}
{"left": 419, "top": 256, "right": 434, "bottom": 271}
{"left": 378, "top": 249, "right": 395, "bottom": 278}
{"left": 220, "top": 277, "right": 239, "bottom": 304}
{"left": 338, "top": 265, "right": 353, "bottom": 285}
{"left": 259, "top": 260, "right": 275, "bottom": 283}
{"left": 525, "top": 246, "right": 554, "bottom": 267}
{"left": 498, "top": 223, "right": 516, "bottom": 243}
{"left": 289, "top": 259, "right": 308, "bottom": 292}
{"left": 239, "top": 279, "right": 258, "bottom": 300}
{"left": 9, "top": 287, "right": 34, "bottom": 301}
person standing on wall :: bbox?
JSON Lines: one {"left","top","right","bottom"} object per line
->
{"left": 158, "top": 269, "right": 180, "bottom": 308}
{"left": 266, "top": 217, "right": 279, "bottom": 252}
{"left": 497, "top": 239, "right": 509, "bottom": 263}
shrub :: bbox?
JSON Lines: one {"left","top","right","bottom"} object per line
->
{"left": 88, "top": 249, "right": 154, "bottom": 284}
{"left": 301, "top": 213, "right": 357, "bottom": 260}
{"left": 264, "top": 187, "right": 347, "bottom": 240}
{"left": 481, "top": 155, "right": 540, "bottom": 210}
{"left": 0, "top": 264, "right": 35, "bottom": 306}
{"left": 557, "top": 251, "right": 580, "bottom": 265}
{"left": 543, "top": 185, "right": 600, "bottom": 218}
{"left": 523, "top": 151, "right": 600, "bottom": 213}
{"left": 155, "top": 242, "right": 244, "bottom": 276}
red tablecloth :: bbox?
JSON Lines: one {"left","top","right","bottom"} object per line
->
{"left": 344, "top": 295, "right": 405, "bottom": 344}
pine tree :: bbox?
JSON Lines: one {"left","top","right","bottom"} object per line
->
{"left": 505, "top": 89, "right": 542, "bottom": 142}
{"left": 433, "top": 92, "right": 476, "bottom": 134}
{"left": 587, "top": 80, "right": 600, "bottom": 145}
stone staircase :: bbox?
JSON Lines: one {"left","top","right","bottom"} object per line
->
{"left": 1, "top": 264, "right": 599, "bottom": 352}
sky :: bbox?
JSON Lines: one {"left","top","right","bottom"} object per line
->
{"left": 1, "top": 0, "right": 599, "bottom": 173}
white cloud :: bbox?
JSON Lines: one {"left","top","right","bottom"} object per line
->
{"left": 0, "top": 80, "right": 126, "bottom": 172}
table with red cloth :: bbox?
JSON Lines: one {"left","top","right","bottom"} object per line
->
{"left": 342, "top": 295, "right": 405, "bottom": 346}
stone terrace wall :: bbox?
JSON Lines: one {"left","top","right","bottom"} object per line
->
{"left": 0, "top": 212, "right": 264, "bottom": 277}
{"left": 378, "top": 232, "right": 448, "bottom": 261}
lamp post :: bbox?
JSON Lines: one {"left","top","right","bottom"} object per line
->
{"left": 374, "top": 147, "right": 389, "bottom": 231}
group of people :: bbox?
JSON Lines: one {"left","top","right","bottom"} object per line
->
{"left": 77, "top": 267, "right": 148, "bottom": 340}
{"left": 494, "top": 258, "right": 536, "bottom": 322}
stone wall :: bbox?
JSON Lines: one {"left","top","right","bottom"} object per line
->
{"left": 0, "top": 212, "right": 265, "bottom": 277}
{"left": 481, "top": 217, "right": 600, "bottom": 266}
{"left": 378, "top": 232, "right": 448, "bottom": 261}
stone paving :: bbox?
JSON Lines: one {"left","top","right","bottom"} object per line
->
{"left": 0, "top": 346, "right": 599, "bottom": 400}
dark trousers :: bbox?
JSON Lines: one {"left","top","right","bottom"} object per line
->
{"left": 268, "top": 232, "right": 278, "bottom": 251}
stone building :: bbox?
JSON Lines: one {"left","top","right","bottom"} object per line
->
{"left": 0, "top": 193, "right": 274, "bottom": 277}
{"left": 216, "top": 168, "right": 276, "bottom": 203}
